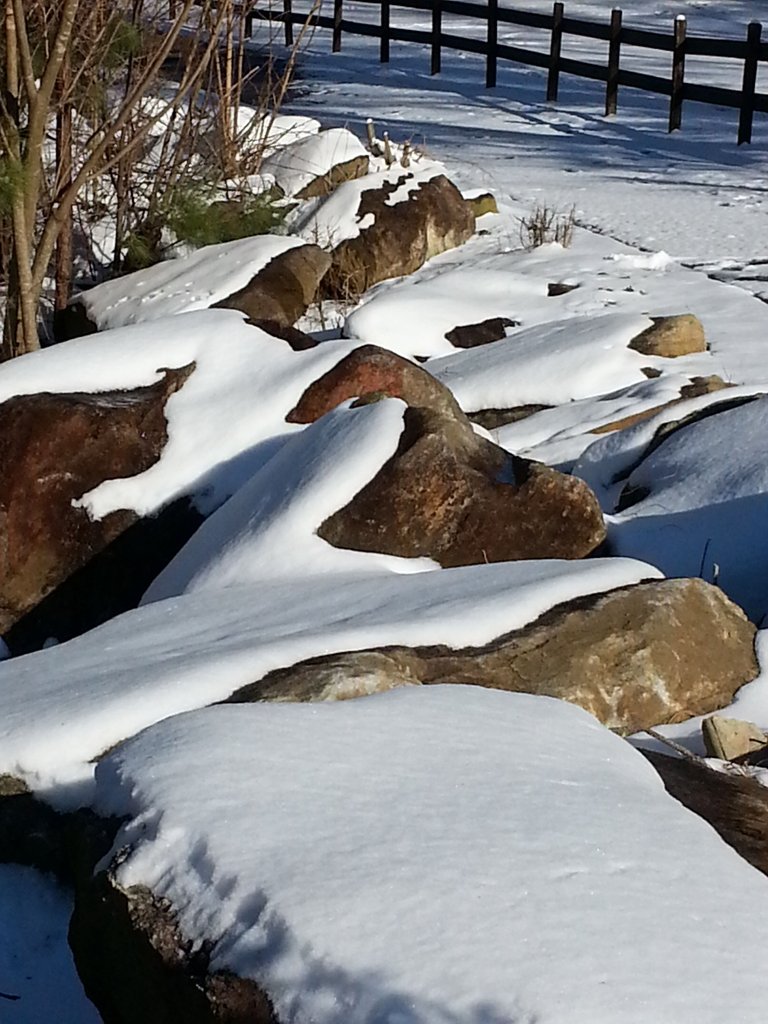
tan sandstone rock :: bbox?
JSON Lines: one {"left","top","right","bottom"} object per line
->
{"left": 229, "top": 578, "right": 755, "bottom": 736}
{"left": 628, "top": 314, "right": 707, "bottom": 358}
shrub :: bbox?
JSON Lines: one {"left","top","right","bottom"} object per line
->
{"left": 519, "top": 204, "right": 576, "bottom": 250}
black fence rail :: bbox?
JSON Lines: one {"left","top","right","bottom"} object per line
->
{"left": 238, "top": 1, "right": 767, "bottom": 144}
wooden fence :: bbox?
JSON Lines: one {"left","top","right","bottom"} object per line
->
{"left": 238, "top": 0, "right": 768, "bottom": 144}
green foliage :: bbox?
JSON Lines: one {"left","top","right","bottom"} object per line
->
{"left": 122, "top": 188, "right": 287, "bottom": 272}
{"left": 100, "top": 17, "right": 144, "bottom": 71}
{"left": 166, "top": 189, "right": 287, "bottom": 248}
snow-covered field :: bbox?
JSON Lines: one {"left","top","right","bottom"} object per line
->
{"left": 3, "top": 2, "right": 768, "bottom": 1021}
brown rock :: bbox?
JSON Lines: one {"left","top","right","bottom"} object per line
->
{"left": 323, "top": 173, "right": 475, "bottom": 299}
{"left": 628, "top": 314, "right": 707, "bottom": 358}
{"left": 296, "top": 155, "right": 370, "bottom": 199}
{"left": 247, "top": 318, "right": 318, "bottom": 351}
{"left": 215, "top": 244, "right": 331, "bottom": 327}
{"left": 644, "top": 750, "right": 768, "bottom": 876}
{"left": 287, "top": 344, "right": 464, "bottom": 423}
{"left": 70, "top": 874, "right": 276, "bottom": 1024}
{"left": 318, "top": 403, "right": 607, "bottom": 567}
{"left": 548, "top": 282, "right": 579, "bottom": 297}
{"left": 445, "top": 317, "right": 518, "bottom": 349}
{"left": 0, "top": 366, "right": 201, "bottom": 642}
{"left": 230, "top": 579, "right": 756, "bottom": 736}
{"left": 468, "top": 404, "right": 550, "bottom": 431}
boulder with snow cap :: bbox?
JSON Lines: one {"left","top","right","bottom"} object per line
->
{"left": 57, "top": 236, "right": 330, "bottom": 339}
{"left": 286, "top": 344, "right": 464, "bottom": 423}
{"left": 229, "top": 578, "right": 757, "bottom": 736}
{"left": 321, "top": 171, "right": 475, "bottom": 298}
{"left": 261, "top": 126, "right": 369, "bottom": 200}
{"left": 317, "top": 401, "right": 607, "bottom": 566}
{"left": 0, "top": 366, "right": 202, "bottom": 649}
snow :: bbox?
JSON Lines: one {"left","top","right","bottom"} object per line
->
{"left": 595, "top": 395, "right": 768, "bottom": 620}
{"left": 94, "top": 685, "right": 768, "bottom": 1024}
{"left": 430, "top": 312, "right": 653, "bottom": 410}
{"left": 76, "top": 233, "right": 305, "bottom": 330}
{"left": 262, "top": 127, "right": 368, "bottom": 197}
{"left": 143, "top": 399, "right": 434, "bottom": 603}
{"left": 0, "top": 865, "right": 100, "bottom": 1024}
{"left": 0, "top": 557, "right": 658, "bottom": 803}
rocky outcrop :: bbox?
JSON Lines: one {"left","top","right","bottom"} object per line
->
{"left": 318, "top": 403, "right": 607, "bottom": 567}
{"left": 287, "top": 344, "right": 464, "bottom": 423}
{"left": 0, "top": 366, "right": 203, "bottom": 648}
{"left": 214, "top": 244, "right": 331, "bottom": 327}
{"left": 628, "top": 314, "right": 707, "bottom": 357}
{"left": 323, "top": 173, "right": 475, "bottom": 299}
{"left": 228, "top": 578, "right": 755, "bottom": 735}
{"left": 465, "top": 192, "right": 498, "bottom": 219}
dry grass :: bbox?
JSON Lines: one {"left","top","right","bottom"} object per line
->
{"left": 519, "top": 204, "right": 576, "bottom": 250}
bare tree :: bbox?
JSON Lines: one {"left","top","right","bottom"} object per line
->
{"left": 0, "top": 0, "right": 296, "bottom": 360}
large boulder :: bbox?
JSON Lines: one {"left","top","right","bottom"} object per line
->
{"left": 213, "top": 244, "right": 331, "bottom": 327}
{"left": 0, "top": 366, "right": 203, "bottom": 647}
{"left": 56, "top": 237, "right": 330, "bottom": 339}
{"left": 322, "top": 171, "right": 475, "bottom": 299}
{"left": 229, "top": 578, "right": 757, "bottom": 735}
{"left": 286, "top": 344, "right": 464, "bottom": 423}
{"left": 317, "top": 403, "right": 607, "bottom": 566}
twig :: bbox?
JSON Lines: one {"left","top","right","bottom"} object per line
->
{"left": 643, "top": 726, "right": 710, "bottom": 766}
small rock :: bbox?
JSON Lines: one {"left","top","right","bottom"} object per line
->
{"left": 445, "top": 317, "right": 518, "bottom": 349}
{"left": 466, "top": 192, "right": 498, "bottom": 218}
{"left": 547, "top": 282, "right": 579, "bottom": 297}
{"left": 702, "top": 715, "right": 768, "bottom": 761}
{"left": 628, "top": 314, "right": 706, "bottom": 358}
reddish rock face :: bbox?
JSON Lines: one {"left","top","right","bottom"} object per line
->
{"left": 318, "top": 404, "right": 607, "bottom": 568}
{"left": 0, "top": 365, "right": 194, "bottom": 638}
{"left": 287, "top": 344, "right": 463, "bottom": 423}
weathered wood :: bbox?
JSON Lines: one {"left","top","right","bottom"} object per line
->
{"left": 333, "top": 0, "right": 343, "bottom": 52}
{"left": 381, "top": 0, "right": 391, "bottom": 62}
{"left": 668, "top": 15, "right": 686, "bottom": 132}
{"left": 605, "top": 7, "right": 622, "bottom": 116}
{"left": 739, "top": 21, "right": 762, "bottom": 144}
{"left": 431, "top": 0, "right": 442, "bottom": 75}
{"left": 486, "top": 0, "right": 498, "bottom": 89}
{"left": 547, "top": 1, "right": 564, "bottom": 102}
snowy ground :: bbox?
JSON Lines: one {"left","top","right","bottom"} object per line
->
{"left": 288, "top": 0, "right": 768, "bottom": 288}
{"left": 0, "top": 866, "right": 100, "bottom": 1024}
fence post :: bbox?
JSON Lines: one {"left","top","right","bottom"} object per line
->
{"left": 284, "top": 0, "right": 294, "bottom": 47}
{"left": 333, "top": 0, "right": 343, "bottom": 53}
{"left": 381, "top": 0, "right": 390, "bottom": 63}
{"left": 547, "top": 2, "right": 564, "bottom": 102}
{"left": 605, "top": 8, "right": 622, "bottom": 116}
{"left": 738, "top": 20, "right": 762, "bottom": 144}
{"left": 486, "top": 0, "right": 498, "bottom": 88}
{"left": 668, "top": 14, "right": 686, "bottom": 131}
{"left": 431, "top": 0, "right": 442, "bottom": 76}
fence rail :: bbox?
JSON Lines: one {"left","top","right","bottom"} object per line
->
{"left": 226, "top": 2, "right": 767, "bottom": 143}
